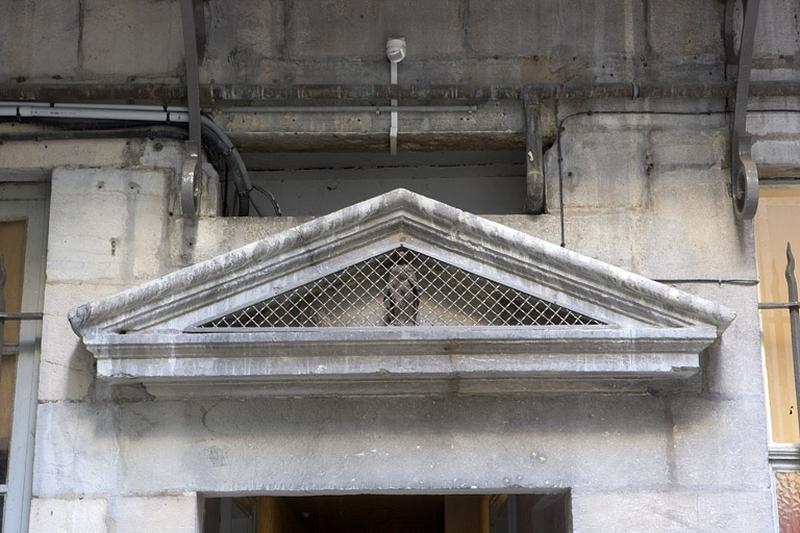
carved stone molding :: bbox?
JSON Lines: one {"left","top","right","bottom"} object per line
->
{"left": 70, "top": 189, "right": 735, "bottom": 398}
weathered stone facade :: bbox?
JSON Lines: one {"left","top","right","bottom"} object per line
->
{"left": 1, "top": 0, "right": 799, "bottom": 531}
{"left": 8, "top": 116, "right": 775, "bottom": 531}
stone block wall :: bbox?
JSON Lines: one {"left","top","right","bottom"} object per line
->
{"left": 0, "top": 1, "right": 796, "bottom": 530}
{"left": 18, "top": 108, "right": 795, "bottom": 531}
{"left": 1, "top": 0, "right": 798, "bottom": 86}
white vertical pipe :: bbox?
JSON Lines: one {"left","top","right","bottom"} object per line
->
{"left": 390, "top": 62, "right": 398, "bottom": 155}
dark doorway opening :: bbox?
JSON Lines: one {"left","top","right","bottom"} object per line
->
{"left": 203, "top": 493, "right": 570, "bottom": 533}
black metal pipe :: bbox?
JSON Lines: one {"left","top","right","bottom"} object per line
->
{"left": 0, "top": 116, "right": 256, "bottom": 217}
{"left": 200, "top": 115, "right": 254, "bottom": 216}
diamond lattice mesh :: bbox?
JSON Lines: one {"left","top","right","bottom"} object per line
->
{"left": 195, "top": 248, "right": 604, "bottom": 328}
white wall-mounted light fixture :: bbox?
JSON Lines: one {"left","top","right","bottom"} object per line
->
{"left": 386, "top": 37, "right": 407, "bottom": 64}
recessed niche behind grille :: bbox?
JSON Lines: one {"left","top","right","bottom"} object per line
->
{"left": 194, "top": 248, "right": 604, "bottom": 329}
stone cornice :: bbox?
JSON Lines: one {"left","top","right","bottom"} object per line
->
{"left": 68, "top": 189, "right": 736, "bottom": 397}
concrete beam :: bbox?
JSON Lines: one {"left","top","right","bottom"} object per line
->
{"left": 213, "top": 100, "right": 528, "bottom": 152}
{"left": 3, "top": 81, "right": 800, "bottom": 106}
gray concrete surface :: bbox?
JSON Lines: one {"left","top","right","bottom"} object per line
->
{"left": 1, "top": 0, "right": 798, "bottom": 85}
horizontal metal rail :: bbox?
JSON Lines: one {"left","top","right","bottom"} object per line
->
{"left": 0, "top": 312, "right": 43, "bottom": 321}
{"left": 0, "top": 256, "right": 44, "bottom": 365}
{"left": 759, "top": 302, "right": 800, "bottom": 310}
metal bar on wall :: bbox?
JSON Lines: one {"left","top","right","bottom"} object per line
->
{"left": 179, "top": 0, "right": 203, "bottom": 217}
{"left": 786, "top": 243, "right": 800, "bottom": 431}
{"left": 1, "top": 191, "right": 48, "bottom": 533}
{"left": 0, "top": 256, "right": 5, "bottom": 369}
{"left": 758, "top": 242, "right": 800, "bottom": 432}
{"left": 0, "top": 258, "right": 44, "bottom": 353}
{"left": 729, "top": 0, "right": 761, "bottom": 219}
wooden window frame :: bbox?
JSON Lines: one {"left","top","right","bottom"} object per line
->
{"left": 0, "top": 178, "right": 48, "bottom": 533}
{"left": 755, "top": 182, "right": 800, "bottom": 532}
{"left": 757, "top": 184, "right": 800, "bottom": 447}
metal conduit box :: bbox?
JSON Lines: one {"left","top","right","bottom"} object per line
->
{"left": 69, "top": 189, "right": 735, "bottom": 398}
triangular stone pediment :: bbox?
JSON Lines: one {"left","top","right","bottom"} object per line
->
{"left": 191, "top": 246, "right": 606, "bottom": 330}
{"left": 70, "top": 189, "right": 735, "bottom": 398}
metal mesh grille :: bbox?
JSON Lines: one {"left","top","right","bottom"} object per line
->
{"left": 195, "top": 248, "right": 604, "bottom": 329}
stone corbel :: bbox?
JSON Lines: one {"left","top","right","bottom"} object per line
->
{"left": 523, "top": 92, "right": 545, "bottom": 214}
